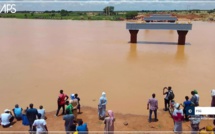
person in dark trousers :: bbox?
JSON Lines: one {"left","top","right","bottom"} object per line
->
{"left": 0, "top": 109, "right": 14, "bottom": 127}
{"left": 181, "top": 96, "right": 192, "bottom": 121}
{"left": 63, "top": 109, "right": 75, "bottom": 134}
{"left": 75, "top": 93, "right": 81, "bottom": 114}
{"left": 211, "top": 89, "right": 215, "bottom": 126}
{"left": 26, "top": 103, "right": 38, "bottom": 131}
{"left": 190, "top": 91, "right": 198, "bottom": 107}
{"left": 56, "top": 89, "right": 69, "bottom": 116}
{"left": 147, "top": 93, "right": 158, "bottom": 123}
{"left": 163, "top": 86, "right": 173, "bottom": 111}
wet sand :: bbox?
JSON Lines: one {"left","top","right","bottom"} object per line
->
{"left": 0, "top": 19, "right": 215, "bottom": 115}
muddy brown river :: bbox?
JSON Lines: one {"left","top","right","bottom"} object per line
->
{"left": 0, "top": 19, "right": 215, "bottom": 115}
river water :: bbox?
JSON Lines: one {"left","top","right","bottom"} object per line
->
{"left": 0, "top": 19, "right": 215, "bottom": 115}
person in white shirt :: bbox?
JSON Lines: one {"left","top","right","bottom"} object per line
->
{"left": 172, "top": 103, "right": 184, "bottom": 133}
{"left": 0, "top": 109, "right": 14, "bottom": 127}
{"left": 33, "top": 113, "right": 48, "bottom": 134}
{"left": 37, "top": 105, "right": 46, "bottom": 119}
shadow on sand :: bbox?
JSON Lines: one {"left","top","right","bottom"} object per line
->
{"left": 135, "top": 41, "right": 191, "bottom": 45}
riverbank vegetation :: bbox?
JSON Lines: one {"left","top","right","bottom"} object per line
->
{"left": 0, "top": 7, "right": 215, "bottom": 21}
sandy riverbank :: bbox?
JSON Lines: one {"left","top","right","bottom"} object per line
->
{"left": 0, "top": 106, "right": 213, "bottom": 133}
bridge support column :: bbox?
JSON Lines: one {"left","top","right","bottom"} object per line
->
{"left": 129, "top": 30, "right": 139, "bottom": 43}
{"left": 177, "top": 30, "right": 188, "bottom": 45}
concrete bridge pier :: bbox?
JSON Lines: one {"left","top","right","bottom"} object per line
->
{"left": 129, "top": 30, "right": 139, "bottom": 43}
{"left": 177, "top": 31, "right": 188, "bottom": 45}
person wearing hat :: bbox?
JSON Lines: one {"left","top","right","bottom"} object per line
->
{"left": 0, "top": 109, "right": 14, "bottom": 127}
{"left": 172, "top": 103, "right": 184, "bottom": 133}
{"left": 12, "top": 104, "right": 23, "bottom": 121}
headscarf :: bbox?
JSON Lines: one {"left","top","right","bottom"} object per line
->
{"left": 99, "top": 92, "right": 107, "bottom": 106}
{"left": 71, "top": 94, "right": 75, "bottom": 100}
{"left": 108, "top": 110, "right": 114, "bottom": 126}
{"left": 174, "top": 103, "right": 180, "bottom": 109}
{"left": 102, "top": 92, "right": 106, "bottom": 97}
{"left": 211, "top": 89, "right": 215, "bottom": 97}
{"left": 194, "top": 90, "right": 198, "bottom": 94}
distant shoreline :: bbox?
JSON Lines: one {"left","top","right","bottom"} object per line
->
{"left": 0, "top": 10, "right": 215, "bottom": 21}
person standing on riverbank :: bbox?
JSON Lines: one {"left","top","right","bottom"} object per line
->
{"left": 211, "top": 89, "right": 215, "bottom": 125}
{"left": 33, "top": 113, "right": 48, "bottom": 134}
{"left": 98, "top": 92, "right": 107, "bottom": 120}
{"left": 37, "top": 105, "right": 46, "bottom": 120}
{"left": 104, "top": 110, "right": 115, "bottom": 134}
{"left": 70, "top": 94, "right": 78, "bottom": 122}
{"left": 194, "top": 90, "right": 199, "bottom": 106}
{"left": 77, "top": 119, "right": 88, "bottom": 133}
{"left": 63, "top": 109, "right": 75, "bottom": 134}
{"left": 190, "top": 114, "right": 201, "bottom": 134}
{"left": 56, "top": 89, "right": 69, "bottom": 116}
{"left": 190, "top": 91, "right": 198, "bottom": 107}
{"left": 163, "top": 86, "right": 174, "bottom": 111}
{"left": 172, "top": 103, "right": 184, "bottom": 133}
{"left": 75, "top": 93, "right": 81, "bottom": 114}
{"left": 65, "top": 101, "right": 73, "bottom": 114}
{"left": 147, "top": 93, "right": 158, "bottom": 123}
{"left": 181, "top": 96, "right": 192, "bottom": 121}
{"left": 26, "top": 103, "right": 38, "bottom": 131}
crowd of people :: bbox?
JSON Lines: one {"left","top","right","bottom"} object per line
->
{"left": 1, "top": 88, "right": 215, "bottom": 134}
{"left": 0, "top": 90, "right": 115, "bottom": 134}
{"left": 147, "top": 86, "right": 215, "bottom": 134}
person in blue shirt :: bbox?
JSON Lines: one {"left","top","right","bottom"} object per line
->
{"left": 12, "top": 104, "right": 23, "bottom": 121}
{"left": 181, "top": 96, "right": 192, "bottom": 121}
{"left": 26, "top": 103, "right": 38, "bottom": 131}
{"left": 77, "top": 119, "right": 88, "bottom": 134}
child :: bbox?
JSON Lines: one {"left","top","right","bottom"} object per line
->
{"left": 75, "top": 94, "right": 81, "bottom": 114}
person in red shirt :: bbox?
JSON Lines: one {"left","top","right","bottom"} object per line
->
{"left": 56, "top": 90, "right": 68, "bottom": 116}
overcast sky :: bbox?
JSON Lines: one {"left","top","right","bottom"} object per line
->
{"left": 0, "top": 0, "right": 215, "bottom": 11}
